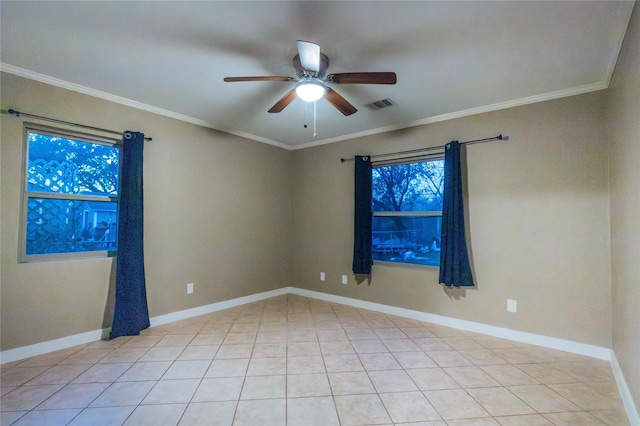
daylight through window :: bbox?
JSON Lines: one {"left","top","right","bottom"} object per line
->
{"left": 372, "top": 157, "right": 444, "bottom": 267}
{"left": 20, "top": 125, "right": 120, "bottom": 262}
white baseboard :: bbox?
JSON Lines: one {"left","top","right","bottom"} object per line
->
{"left": 0, "top": 287, "right": 288, "bottom": 364}
{"left": 610, "top": 352, "right": 640, "bottom": 425}
{"left": 289, "top": 287, "right": 612, "bottom": 360}
{"left": 149, "top": 287, "right": 289, "bottom": 327}
{"left": 0, "top": 329, "right": 106, "bottom": 365}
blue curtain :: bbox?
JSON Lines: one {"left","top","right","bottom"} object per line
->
{"left": 352, "top": 155, "right": 372, "bottom": 275}
{"left": 439, "top": 141, "right": 474, "bottom": 287}
{"left": 110, "top": 131, "right": 150, "bottom": 339}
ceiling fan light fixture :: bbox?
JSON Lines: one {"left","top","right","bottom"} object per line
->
{"left": 295, "top": 81, "right": 325, "bottom": 102}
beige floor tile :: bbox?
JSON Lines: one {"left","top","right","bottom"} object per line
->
{"left": 287, "top": 341, "right": 321, "bottom": 356}
{"left": 458, "top": 349, "right": 509, "bottom": 366}
{"left": 156, "top": 334, "right": 196, "bottom": 347}
{"left": 68, "top": 406, "right": 136, "bottom": 425}
{"left": 323, "top": 354, "right": 364, "bottom": 373}
{"left": 25, "top": 365, "right": 89, "bottom": 385}
{"left": 252, "top": 342, "right": 286, "bottom": 357}
{"left": 215, "top": 343, "right": 254, "bottom": 359}
{"left": 1, "top": 367, "right": 50, "bottom": 387}
{"left": 287, "top": 396, "right": 340, "bottom": 426}
{"left": 247, "top": 357, "right": 287, "bottom": 376}
{"left": 351, "top": 339, "right": 389, "bottom": 354}
{"left": 37, "top": 382, "right": 109, "bottom": 410}
{"left": 142, "top": 378, "right": 200, "bottom": 404}
{"left": 10, "top": 408, "right": 80, "bottom": 425}
{"left": 548, "top": 383, "right": 622, "bottom": 410}
{"left": 442, "top": 337, "right": 485, "bottom": 350}
{"left": 444, "top": 366, "right": 502, "bottom": 388}
{"left": 466, "top": 387, "right": 536, "bottom": 416}
{"left": 192, "top": 377, "right": 243, "bottom": 402}
{"left": 205, "top": 358, "right": 249, "bottom": 377}
{"left": 446, "top": 418, "right": 501, "bottom": 425}
{"left": 124, "top": 403, "right": 187, "bottom": 426}
{"left": 400, "top": 326, "right": 437, "bottom": 338}
{"left": 223, "top": 332, "right": 257, "bottom": 344}
{"left": 287, "top": 373, "right": 331, "bottom": 397}
{"left": 117, "top": 361, "right": 171, "bottom": 382}
{"left": 99, "top": 347, "right": 149, "bottom": 364}
{"left": 58, "top": 349, "right": 113, "bottom": 365}
{"left": 1, "top": 412, "right": 26, "bottom": 425}
{"left": 317, "top": 328, "right": 349, "bottom": 341}
{"left": 138, "top": 346, "right": 184, "bottom": 362}
{"left": 3, "top": 294, "right": 626, "bottom": 425}
{"left": 90, "top": 381, "right": 155, "bottom": 407}
{"left": 345, "top": 328, "right": 378, "bottom": 340}
{"left": 368, "top": 369, "right": 419, "bottom": 393}
{"left": 542, "top": 410, "right": 607, "bottom": 425}
{"left": 359, "top": 352, "right": 402, "bottom": 370}
{"left": 407, "top": 368, "right": 461, "bottom": 390}
{"left": 120, "top": 335, "right": 162, "bottom": 348}
{"left": 178, "top": 401, "right": 237, "bottom": 426}
{"left": 393, "top": 351, "right": 438, "bottom": 369}
{"left": 379, "top": 391, "right": 442, "bottom": 423}
{"left": 240, "top": 375, "right": 285, "bottom": 400}
{"left": 328, "top": 371, "right": 376, "bottom": 395}
{"left": 508, "top": 384, "right": 582, "bottom": 413}
{"left": 233, "top": 398, "right": 286, "bottom": 426}
{"left": 495, "top": 414, "right": 554, "bottom": 425}
{"left": 334, "top": 394, "right": 392, "bottom": 425}
{"left": 0, "top": 384, "right": 63, "bottom": 411}
{"left": 480, "top": 364, "right": 540, "bottom": 386}
{"left": 516, "top": 363, "right": 578, "bottom": 384}
{"left": 589, "top": 408, "right": 631, "bottom": 425}
{"left": 72, "top": 362, "right": 132, "bottom": 383}
{"left": 424, "top": 389, "right": 491, "bottom": 420}
{"left": 177, "top": 345, "right": 219, "bottom": 360}
{"left": 287, "top": 355, "right": 325, "bottom": 374}
{"left": 427, "top": 350, "right": 474, "bottom": 367}
{"left": 319, "top": 340, "right": 356, "bottom": 355}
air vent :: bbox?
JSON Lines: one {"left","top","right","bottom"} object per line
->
{"left": 367, "top": 98, "right": 396, "bottom": 110}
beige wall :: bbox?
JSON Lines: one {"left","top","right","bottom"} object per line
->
{"left": 607, "top": 1, "right": 640, "bottom": 410}
{"left": 292, "top": 91, "right": 613, "bottom": 348}
{"left": 0, "top": 73, "right": 293, "bottom": 350}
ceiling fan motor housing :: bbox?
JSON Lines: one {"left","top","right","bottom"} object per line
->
{"left": 294, "top": 53, "right": 330, "bottom": 80}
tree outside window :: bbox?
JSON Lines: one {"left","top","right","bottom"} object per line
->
{"left": 372, "top": 158, "right": 444, "bottom": 266}
{"left": 20, "top": 126, "right": 120, "bottom": 261}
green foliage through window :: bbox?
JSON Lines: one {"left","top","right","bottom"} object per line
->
{"left": 21, "top": 126, "right": 120, "bottom": 260}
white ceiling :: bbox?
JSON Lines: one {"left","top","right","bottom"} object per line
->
{"left": 0, "top": 1, "right": 634, "bottom": 149}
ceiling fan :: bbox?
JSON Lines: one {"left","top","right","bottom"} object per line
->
{"left": 224, "top": 40, "right": 397, "bottom": 116}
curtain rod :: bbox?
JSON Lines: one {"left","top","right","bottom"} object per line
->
{"left": 2, "top": 108, "right": 153, "bottom": 141}
{"left": 340, "top": 134, "right": 506, "bottom": 163}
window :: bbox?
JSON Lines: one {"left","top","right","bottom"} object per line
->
{"left": 20, "top": 124, "right": 120, "bottom": 262}
{"left": 372, "top": 158, "right": 444, "bottom": 267}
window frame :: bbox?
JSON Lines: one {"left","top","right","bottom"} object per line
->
{"left": 372, "top": 155, "right": 444, "bottom": 269}
{"left": 19, "top": 123, "right": 122, "bottom": 263}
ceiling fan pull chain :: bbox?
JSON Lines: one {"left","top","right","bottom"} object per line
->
{"left": 313, "top": 101, "right": 317, "bottom": 137}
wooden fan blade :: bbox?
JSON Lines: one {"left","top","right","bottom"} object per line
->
{"left": 324, "top": 88, "right": 357, "bottom": 116}
{"left": 297, "top": 40, "right": 321, "bottom": 72}
{"left": 326, "top": 72, "right": 397, "bottom": 85}
{"left": 224, "top": 76, "right": 295, "bottom": 82}
{"left": 268, "top": 89, "right": 297, "bottom": 113}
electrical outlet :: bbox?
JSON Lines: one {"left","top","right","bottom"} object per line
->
{"left": 320, "top": 272, "right": 325, "bottom": 281}
{"left": 342, "top": 275, "right": 348, "bottom": 285}
{"left": 187, "top": 283, "right": 194, "bottom": 294}
{"left": 507, "top": 299, "right": 517, "bottom": 313}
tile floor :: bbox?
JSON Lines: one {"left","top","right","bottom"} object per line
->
{"left": 0, "top": 294, "right": 630, "bottom": 425}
